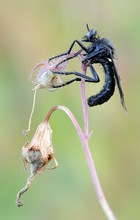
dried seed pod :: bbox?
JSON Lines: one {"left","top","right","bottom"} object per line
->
{"left": 16, "top": 121, "right": 58, "bottom": 207}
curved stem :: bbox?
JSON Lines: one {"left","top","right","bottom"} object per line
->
{"left": 45, "top": 105, "right": 117, "bottom": 220}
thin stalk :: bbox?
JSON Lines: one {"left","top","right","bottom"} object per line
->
{"left": 79, "top": 55, "right": 89, "bottom": 138}
{"left": 45, "top": 105, "right": 117, "bottom": 220}
{"left": 79, "top": 57, "right": 117, "bottom": 220}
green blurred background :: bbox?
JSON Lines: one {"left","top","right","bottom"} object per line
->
{"left": 0, "top": 0, "right": 139, "bottom": 219}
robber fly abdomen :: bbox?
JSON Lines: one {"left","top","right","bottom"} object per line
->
{"left": 88, "top": 59, "right": 115, "bottom": 106}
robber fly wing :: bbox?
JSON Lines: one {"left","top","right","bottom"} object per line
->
{"left": 110, "top": 56, "right": 127, "bottom": 114}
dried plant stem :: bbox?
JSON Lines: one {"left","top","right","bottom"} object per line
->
{"left": 16, "top": 171, "right": 37, "bottom": 207}
{"left": 22, "top": 89, "right": 37, "bottom": 136}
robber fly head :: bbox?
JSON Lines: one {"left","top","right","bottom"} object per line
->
{"left": 82, "top": 24, "right": 97, "bottom": 42}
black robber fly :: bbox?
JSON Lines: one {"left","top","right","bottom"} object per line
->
{"left": 49, "top": 25, "right": 127, "bottom": 113}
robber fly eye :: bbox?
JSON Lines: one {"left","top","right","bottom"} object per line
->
{"left": 87, "top": 29, "right": 96, "bottom": 39}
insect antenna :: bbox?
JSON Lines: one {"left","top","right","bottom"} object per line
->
{"left": 86, "top": 24, "right": 90, "bottom": 31}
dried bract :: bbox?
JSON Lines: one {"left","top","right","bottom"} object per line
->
{"left": 16, "top": 121, "right": 58, "bottom": 207}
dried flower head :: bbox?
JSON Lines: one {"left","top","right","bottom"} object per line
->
{"left": 16, "top": 120, "right": 58, "bottom": 207}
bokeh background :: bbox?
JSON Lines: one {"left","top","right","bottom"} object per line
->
{"left": 0, "top": 0, "right": 139, "bottom": 219}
